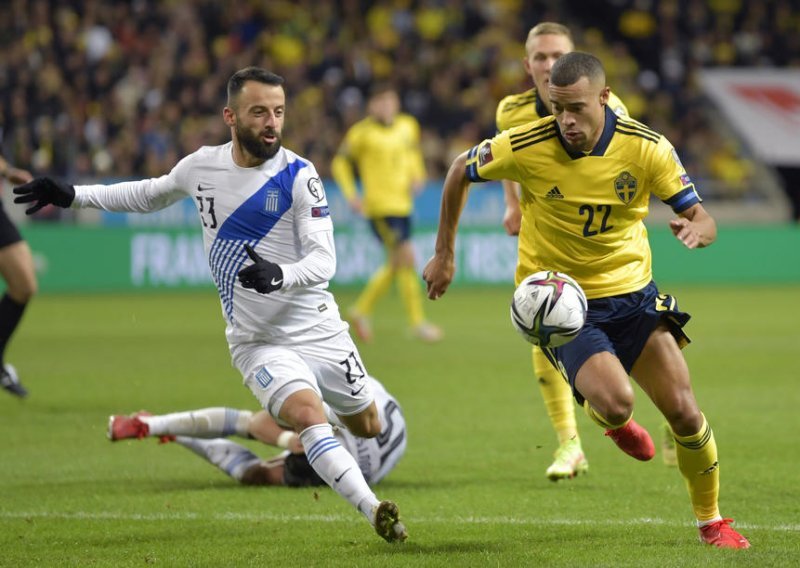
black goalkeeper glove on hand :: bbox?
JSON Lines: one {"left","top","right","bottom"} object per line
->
{"left": 13, "top": 177, "right": 76, "bottom": 215}
{"left": 238, "top": 244, "right": 284, "bottom": 294}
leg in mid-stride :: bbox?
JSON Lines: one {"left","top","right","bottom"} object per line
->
{"left": 239, "top": 341, "right": 408, "bottom": 543}
{"left": 0, "top": 232, "right": 38, "bottom": 398}
{"left": 559, "top": 285, "right": 749, "bottom": 549}
{"left": 534, "top": 347, "right": 589, "bottom": 481}
{"left": 348, "top": 217, "right": 441, "bottom": 344}
{"left": 633, "top": 323, "right": 750, "bottom": 549}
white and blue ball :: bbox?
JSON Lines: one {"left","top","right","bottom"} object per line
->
{"left": 510, "top": 270, "right": 587, "bottom": 347}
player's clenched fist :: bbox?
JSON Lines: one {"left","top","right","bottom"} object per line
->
{"left": 238, "top": 244, "right": 284, "bottom": 294}
{"left": 422, "top": 254, "right": 455, "bottom": 300}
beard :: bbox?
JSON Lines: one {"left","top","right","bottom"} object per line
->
{"left": 559, "top": 128, "right": 589, "bottom": 153}
{"left": 236, "top": 123, "right": 282, "bottom": 161}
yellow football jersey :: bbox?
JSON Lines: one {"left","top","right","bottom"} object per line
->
{"left": 467, "top": 108, "right": 701, "bottom": 299}
{"left": 331, "top": 113, "right": 426, "bottom": 218}
{"left": 495, "top": 87, "right": 629, "bottom": 132}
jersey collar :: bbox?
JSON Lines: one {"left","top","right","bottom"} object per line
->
{"left": 534, "top": 89, "right": 551, "bottom": 118}
{"left": 556, "top": 106, "right": 618, "bottom": 159}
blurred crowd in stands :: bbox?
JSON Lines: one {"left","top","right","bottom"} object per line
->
{"left": 1, "top": 0, "right": 798, "bottom": 210}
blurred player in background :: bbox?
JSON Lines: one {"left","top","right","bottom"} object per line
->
{"left": 332, "top": 84, "right": 442, "bottom": 344}
{"left": 495, "top": 23, "right": 675, "bottom": 480}
{"left": 108, "top": 375, "right": 406, "bottom": 488}
{"left": 424, "top": 52, "right": 749, "bottom": 549}
{"left": 0, "top": 155, "right": 35, "bottom": 398}
{"left": 13, "top": 67, "right": 407, "bottom": 543}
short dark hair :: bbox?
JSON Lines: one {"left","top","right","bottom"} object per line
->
{"left": 368, "top": 82, "right": 397, "bottom": 99}
{"left": 550, "top": 52, "right": 605, "bottom": 88}
{"left": 227, "top": 67, "right": 284, "bottom": 107}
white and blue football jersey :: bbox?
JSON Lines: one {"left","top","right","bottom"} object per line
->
{"left": 73, "top": 143, "right": 347, "bottom": 346}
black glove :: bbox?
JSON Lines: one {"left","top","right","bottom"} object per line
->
{"left": 13, "top": 177, "right": 76, "bottom": 215}
{"left": 238, "top": 244, "right": 284, "bottom": 294}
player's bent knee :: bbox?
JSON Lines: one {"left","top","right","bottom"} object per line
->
{"left": 287, "top": 406, "right": 327, "bottom": 431}
{"left": 4, "top": 271, "right": 37, "bottom": 303}
{"left": 279, "top": 390, "right": 326, "bottom": 431}
{"left": 6, "top": 284, "right": 35, "bottom": 303}
{"left": 604, "top": 405, "right": 633, "bottom": 427}
{"left": 583, "top": 387, "right": 634, "bottom": 426}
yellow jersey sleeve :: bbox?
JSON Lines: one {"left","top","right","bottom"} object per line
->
{"left": 331, "top": 123, "right": 364, "bottom": 201}
{"left": 465, "top": 130, "right": 521, "bottom": 183}
{"left": 647, "top": 134, "right": 702, "bottom": 214}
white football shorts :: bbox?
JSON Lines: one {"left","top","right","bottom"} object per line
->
{"left": 231, "top": 323, "right": 373, "bottom": 420}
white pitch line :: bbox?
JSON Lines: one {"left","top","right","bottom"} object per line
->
{"left": 0, "top": 511, "right": 797, "bottom": 532}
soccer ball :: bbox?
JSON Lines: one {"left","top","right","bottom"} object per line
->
{"left": 510, "top": 271, "right": 587, "bottom": 347}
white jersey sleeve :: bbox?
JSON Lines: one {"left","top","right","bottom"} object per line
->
{"left": 280, "top": 230, "right": 336, "bottom": 289}
{"left": 278, "top": 167, "right": 336, "bottom": 289}
{"left": 72, "top": 156, "right": 191, "bottom": 211}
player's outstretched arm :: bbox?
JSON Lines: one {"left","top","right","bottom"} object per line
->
{"left": 13, "top": 177, "right": 75, "bottom": 215}
{"left": 422, "top": 151, "right": 471, "bottom": 300}
{"left": 669, "top": 203, "right": 717, "bottom": 249}
{"left": 0, "top": 156, "right": 33, "bottom": 186}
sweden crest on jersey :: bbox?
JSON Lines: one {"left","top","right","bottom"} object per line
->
{"left": 614, "top": 171, "right": 637, "bottom": 204}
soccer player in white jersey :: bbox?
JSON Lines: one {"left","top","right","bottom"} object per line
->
{"left": 108, "top": 376, "right": 407, "bottom": 488}
{"left": 13, "top": 67, "right": 407, "bottom": 543}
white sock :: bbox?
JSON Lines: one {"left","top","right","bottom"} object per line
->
{"left": 300, "top": 423, "right": 379, "bottom": 523}
{"left": 141, "top": 408, "right": 253, "bottom": 438}
{"left": 175, "top": 436, "right": 261, "bottom": 482}
{"left": 697, "top": 516, "right": 723, "bottom": 527}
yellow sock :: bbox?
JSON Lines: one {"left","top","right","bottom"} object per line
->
{"left": 673, "top": 415, "right": 721, "bottom": 522}
{"left": 354, "top": 265, "right": 393, "bottom": 316}
{"left": 533, "top": 347, "right": 578, "bottom": 445}
{"left": 583, "top": 400, "right": 629, "bottom": 430}
{"left": 397, "top": 266, "right": 425, "bottom": 327}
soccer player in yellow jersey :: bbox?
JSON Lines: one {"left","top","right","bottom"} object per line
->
{"left": 496, "top": 23, "right": 629, "bottom": 235}
{"left": 332, "top": 84, "right": 442, "bottom": 343}
{"left": 495, "top": 22, "right": 635, "bottom": 482}
{"left": 423, "top": 52, "right": 749, "bottom": 549}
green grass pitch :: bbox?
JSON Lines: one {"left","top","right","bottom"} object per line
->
{"left": 1, "top": 284, "right": 799, "bottom": 566}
